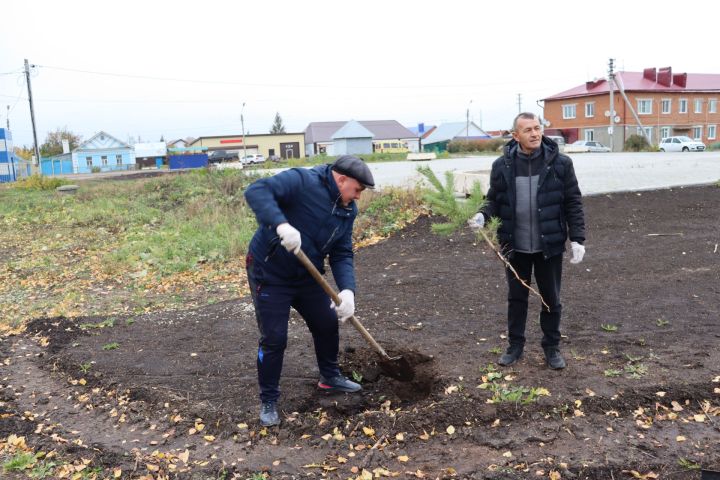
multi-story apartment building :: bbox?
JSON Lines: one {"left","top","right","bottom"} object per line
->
{"left": 542, "top": 67, "right": 720, "bottom": 151}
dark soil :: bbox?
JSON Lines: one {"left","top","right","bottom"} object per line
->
{"left": 2, "top": 185, "right": 719, "bottom": 479}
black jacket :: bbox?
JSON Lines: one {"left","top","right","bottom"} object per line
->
{"left": 481, "top": 136, "right": 585, "bottom": 258}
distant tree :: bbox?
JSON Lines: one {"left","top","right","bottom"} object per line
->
{"left": 40, "top": 127, "right": 82, "bottom": 157}
{"left": 159, "top": 134, "right": 165, "bottom": 143}
{"left": 270, "top": 112, "right": 286, "bottom": 134}
{"left": 13, "top": 146, "right": 33, "bottom": 160}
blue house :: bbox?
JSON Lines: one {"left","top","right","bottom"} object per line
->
{"left": 0, "top": 128, "right": 31, "bottom": 182}
{"left": 72, "top": 131, "right": 135, "bottom": 173}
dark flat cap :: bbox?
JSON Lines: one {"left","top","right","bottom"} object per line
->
{"left": 331, "top": 155, "right": 375, "bottom": 189}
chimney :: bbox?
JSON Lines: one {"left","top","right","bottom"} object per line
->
{"left": 673, "top": 73, "right": 687, "bottom": 88}
{"left": 657, "top": 67, "right": 672, "bottom": 86}
{"left": 643, "top": 67, "right": 657, "bottom": 82}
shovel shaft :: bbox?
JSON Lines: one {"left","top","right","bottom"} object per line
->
{"left": 294, "top": 249, "right": 392, "bottom": 360}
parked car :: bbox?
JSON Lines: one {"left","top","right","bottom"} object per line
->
{"left": 241, "top": 154, "right": 266, "bottom": 165}
{"left": 564, "top": 140, "right": 611, "bottom": 153}
{"left": 659, "top": 136, "right": 706, "bottom": 152}
{"left": 207, "top": 150, "right": 240, "bottom": 164}
{"left": 268, "top": 154, "right": 281, "bottom": 162}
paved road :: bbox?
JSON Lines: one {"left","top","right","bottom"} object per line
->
{"left": 366, "top": 151, "right": 720, "bottom": 195}
{"left": 55, "top": 151, "right": 720, "bottom": 196}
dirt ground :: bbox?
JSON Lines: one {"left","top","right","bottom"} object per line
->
{"left": 2, "top": 185, "right": 719, "bottom": 479}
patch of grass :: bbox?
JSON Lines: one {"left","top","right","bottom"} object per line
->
{"left": 601, "top": 323, "right": 618, "bottom": 332}
{"left": 79, "top": 362, "right": 92, "bottom": 374}
{"left": 3, "top": 451, "right": 36, "bottom": 472}
{"left": 478, "top": 364, "right": 548, "bottom": 405}
{"left": 656, "top": 318, "right": 669, "bottom": 327}
{"left": 13, "top": 174, "right": 70, "bottom": 191}
{"left": 79, "top": 318, "right": 115, "bottom": 330}
{"left": 624, "top": 363, "right": 648, "bottom": 378}
{"left": 101, "top": 342, "right": 119, "bottom": 351}
{"left": 488, "top": 346, "right": 503, "bottom": 355}
{"left": 604, "top": 368, "right": 623, "bottom": 377}
{"left": 351, "top": 371, "right": 363, "bottom": 383}
{"left": 677, "top": 457, "right": 701, "bottom": 470}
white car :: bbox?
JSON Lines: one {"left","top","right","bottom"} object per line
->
{"left": 659, "top": 136, "right": 706, "bottom": 152}
{"left": 565, "top": 140, "right": 611, "bottom": 153}
{"left": 241, "top": 154, "right": 266, "bottom": 165}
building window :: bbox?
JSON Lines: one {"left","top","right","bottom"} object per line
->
{"left": 709, "top": 125, "right": 717, "bottom": 140}
{"left": 660, "top": 127, "right": 671, "bottom": 139}
{"left": 637, "top": 99, "right": 652, "bottom": 114}
{"left": 709, "top": 99, "right": 717, "bottom": 114}
{"left": 584, "top": 129, "right": 594, "bottom": 141}
{"left": 562, "top": 104, "right": 576, "bottom": 119}
{"left": 585, "top": 102, "right": 595, "bottom": 118}
{"left": 637, "top": 127, "right": 652, "bottom": 142}
{"left": 116, "top": 154, "right": 122, "bottom": 165}
{"left": 692, "top": 126, "right": 702, "bottom": 140}
{"left": 86, "top": 156, "right": 92, "bottom": 167}
{"left": 661, "top": 99, "right": 671, "bottom": 114}
{"left": 101, "top": 155, "right": 108, "bottom": 166}
{"left": 694, "top": 99, "right": 703, "bottom": 113}
{"left": 679, "top": 99, "right": 688, "bottom": 113}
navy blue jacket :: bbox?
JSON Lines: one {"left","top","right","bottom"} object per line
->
{"left": 481, "top": 136, "right": 585, "bottom": 259}
{"left": 244, "top": 164, "right": 356, "bottom": 291}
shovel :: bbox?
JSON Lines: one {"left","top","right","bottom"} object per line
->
{"left": 294, "top": 249, "right": 415, "bottom": 382}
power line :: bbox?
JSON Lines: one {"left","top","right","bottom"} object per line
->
{"left": 37, "top": 64, "right": 569, "bottom": 90}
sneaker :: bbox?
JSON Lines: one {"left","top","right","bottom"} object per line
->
{"left": 498, "top": 345, "right": 523, "bottom": 366}
{"left": 317, "top": 375, "right": 362, "bottom": 393}
{"left": 259, "top": 401, "right": 280, "bottom": 427}
{"left": 544, "top": 347, "right": 566, "bottom": 370}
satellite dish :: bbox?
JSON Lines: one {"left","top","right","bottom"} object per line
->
{"left": 613, "top": 115, "right": 621, "bottom": 123}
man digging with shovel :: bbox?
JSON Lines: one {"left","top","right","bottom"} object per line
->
{"left": 244, "top": 155, "right": 375, "bottom": 427}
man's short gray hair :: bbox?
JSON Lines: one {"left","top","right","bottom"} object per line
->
{"left": 512, "top": 112, "right": 540, "bottom": 132}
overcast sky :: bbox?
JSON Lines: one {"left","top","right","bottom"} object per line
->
{"left": 2, "top": 0, "right": 718, "bottom": 148}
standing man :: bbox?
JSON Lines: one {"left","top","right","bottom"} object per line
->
{"left": 244, "top": 155, "right": 374, "bottom": 426}
{"left": 469, "top": 112, "right": 585, "bottom": 370}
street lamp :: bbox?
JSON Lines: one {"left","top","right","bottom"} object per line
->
{"left": 241, "top": 102, "right": 247, "bottom": 161}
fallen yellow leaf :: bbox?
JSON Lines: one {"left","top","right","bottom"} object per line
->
{"left": 362, "top": 426, "right": 375, "bottom": 437}
{"left": 203, "top": 435, "right": 215, "bottom": 442}
{"left": 676, "top": 435, "right": 686, "bottom": 442}
{"left": 398, "top": 455, "right": 409, "bottom": 462}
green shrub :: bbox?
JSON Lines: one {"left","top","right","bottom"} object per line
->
{"left": 624, "top": 134, "right": 651, "bottom": 152}
{"left": 447, "top": 138, "right": 505, "bottom": 153}
{"left": 707, "top": 142, "right": 720, "bottom": 151}
{"left": 91, "top": 166, "right": 101, "bottom": 173}
{"left": 13, "top": 174, "right": 70, "bottom": 191}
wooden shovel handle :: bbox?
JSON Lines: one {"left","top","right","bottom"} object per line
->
{"left": 294, "top": 249, "right": 391, "bottom": 360}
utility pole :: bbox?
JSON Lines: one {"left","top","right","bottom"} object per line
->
{"left": 517, "top": 93, "right": 522, "bottom": 113}
{"left": 240, "top": 102, "right": 247, "bottom": 161}
{"left": 24, "top": 59, "right": 41, "bottom": 166}
{"left": 5, "top": 105, "right": 9, "bottom": 130}
{"left": 608, "top": 58, "right": 615, "bottom": 151}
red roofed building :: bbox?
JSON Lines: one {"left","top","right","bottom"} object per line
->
{"left": 542, "top": 67, "right": 720, "bottom": 151}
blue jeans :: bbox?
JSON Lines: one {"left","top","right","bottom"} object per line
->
{"left": 247, "top": 255, "right": 340, "bottom": 403}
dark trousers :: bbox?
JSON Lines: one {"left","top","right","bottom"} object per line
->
{"left": 506, "top": 252, "right": 563, "bottom": 350}
{"left": 247, "top": 261, "right": 340, "bottom": 403}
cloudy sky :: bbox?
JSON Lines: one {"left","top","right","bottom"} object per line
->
{"left": 2, "top": 0, "right": 718, "bottom": 147}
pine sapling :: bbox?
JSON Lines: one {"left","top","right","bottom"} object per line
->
{"left": 417, "top": 166, "right": 548, "bottom": 310}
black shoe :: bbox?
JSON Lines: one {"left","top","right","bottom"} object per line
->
{"left": 259, "top": 401, "right": 280, "bottom": 427}
{"left": 317, "top": 375, "right": 362, "bottom": 393}
{"left": 498, "top": 345, "right": 523, "bottom": 366}
{"left": 544, "top": 347, "right": 566, "bottom": 370}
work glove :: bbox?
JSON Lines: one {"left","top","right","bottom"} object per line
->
{"left": 276, "top": 223, "right": 301, "bottom": 254}
{"left": 331, "top": 289, "right": 355, "bottom": 324}
{"left": 467, "top": 212, "right": 485, "bottom": 232}
{"left": 569, "top": 241, "right": 585, "bottom": 264}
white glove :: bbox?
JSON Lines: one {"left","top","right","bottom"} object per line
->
{"left": 569, "top": 241, "right": 585, "bottom": 264}
{"left": 331, "top": 289, "right": 355, "bottom": 324}
{"left": 467, "top": 213, "right": 485, "bottom": 231}
{"left": 276, "top": 223, "right": 301, "bottom": 254}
